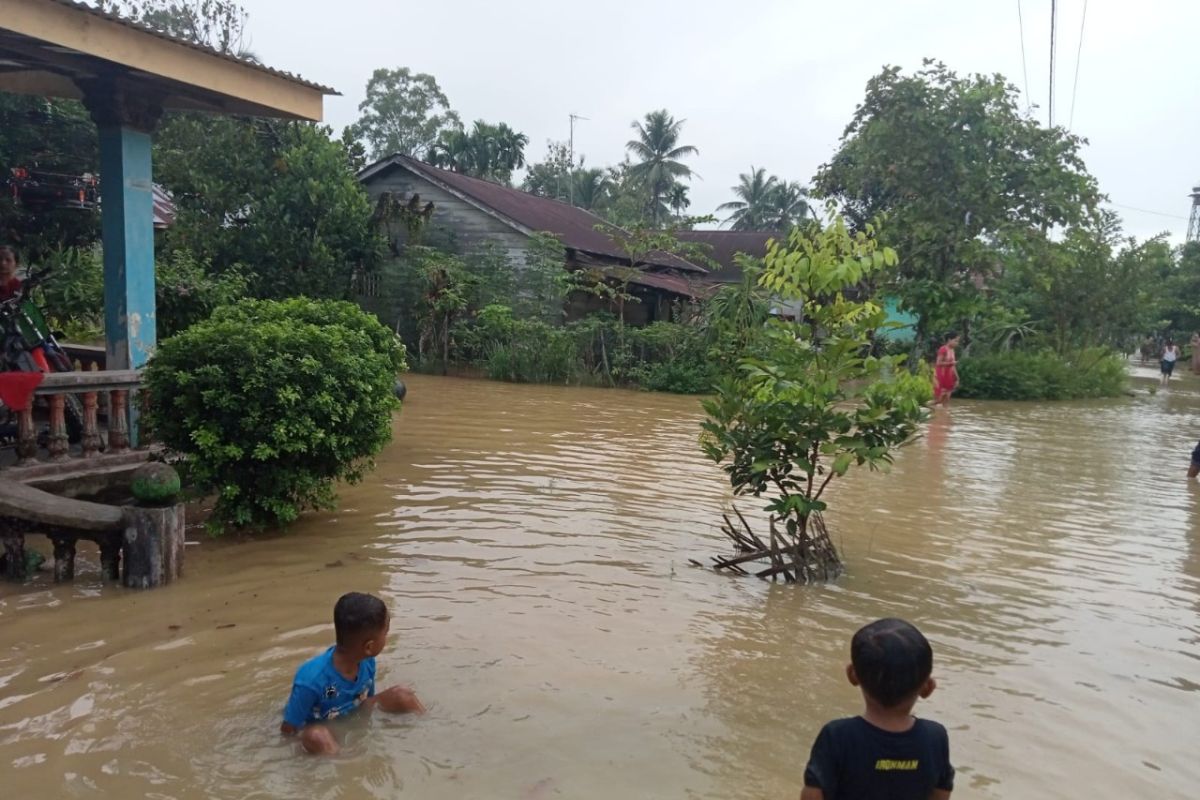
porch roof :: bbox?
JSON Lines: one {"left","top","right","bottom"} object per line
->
{"left": 0, "top": 0, "right": 335, "bottom": 121}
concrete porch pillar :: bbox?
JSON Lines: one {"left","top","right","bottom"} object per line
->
{"left": 83, "top": 82, "right": 163, "bottom": 372}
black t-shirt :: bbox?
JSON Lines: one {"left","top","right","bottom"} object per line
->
{"left": 803, "top": 716, "right": 954, "bottom": 799}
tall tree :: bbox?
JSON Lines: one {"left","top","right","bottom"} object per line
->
{"left": 97, "top": 0, "right": 249, "bottom": 54}
{"left": 815, "top": 61, "right": 1100, "bottom": 349}
{"left": 522, "top": 141, "right": 576, "bottom": 201}
{"left": 348, "top": 68, "right": 461, "bottom": 160}
{"left": 626, "top": 110, "right": 698, "bottom": 228}
{"left": 717, "top": 167, "right": 777, "bottom": 231}
{"left": 667, "top": 183, "right": 691, "bottom": 222}
{"left": 571, "top": 168, "right": 612, "bottom": 212}
{"left": 430, "top": 120, "right": 528, "bottom": 184}
{"left": 767, "top": 181, "right": 813, "bottom": 231}
{"left": 156, "top": 117, "right": 379, "bottom": 299}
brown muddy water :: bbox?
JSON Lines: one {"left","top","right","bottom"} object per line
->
{"left": 2, "top": 369, "right": 1199, "bottom": 799}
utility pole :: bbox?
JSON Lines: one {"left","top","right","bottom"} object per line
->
{"left": 1048, "top": 0, "right": 1057, "bottom": 127}
{"left": 568, "top": 113, "right": 588, "bottom": 206}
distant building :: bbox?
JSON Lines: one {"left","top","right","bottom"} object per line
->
{"left": 357, "top": 155, "right": 708, "bottom": 326}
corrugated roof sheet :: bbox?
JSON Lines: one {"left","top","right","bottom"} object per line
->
{"left": 608, "top": 268, "right": 701, "bottom": 298}
{"left": 368, "top": 155, "right": 704, "bottom": 273}
{"left": 50, "top": 0, "right": 337, "bottom": 94}
{"left": 676, "top": 230, "right": 777, "bottom": 282}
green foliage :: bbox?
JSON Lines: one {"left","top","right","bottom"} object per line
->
{"left": 474, "top": 305, "right": 577, "bottom": 384}
{"left": 701, "top": 214, "right": 928, "bottom": 531}
{"left": 704, "top": 255, "right": 772, "bottom": 371}
{"left": 243, "top": 125, "right": 378, "bottom": 298}
{"left": 154, "top": 249, "right": 247, "bottom": 337}
{"left": 522, "top": 142, "right": 616, "bottom": 214}
{"left": 1157, "top": 242, "right": 1200, "bottom": 338}
{"left": 34, "top": 246, "right": 105, "bottom": 340}
{"left": 990, "top": 213, "right": 1170, "bottom": 355}
{"left": 32, "top": 246, "right": 246, "bottom": 340}
{"left": 430, "top": 120, "right": 529, "bottom": 185}
{"left": 347, "top": 67, "right": 462, "bottom": 160}
{"left": 956, "top": 348, "right": 1126, "bottom": 401}
{"left": 816, "top": 61, "right": 1100, "bottom": 349}
{"left": 0, "top": 96, "right": 99, "bottom": 259}
{"left": 625, "top": 110, "right": 698, "bottom": 227}
{"left": 515, "top": 232, "right": 573, "bottom": 322}
{"left": 156, "top": 117, "right": 379, "bottom": 300}
{"left": 144, "top": 298, "right": 402, "bottom": 531}
{"left": 97, "top": 0, "right": 249, "bottom": 53}
{"left": 626, "top": 321, "right": 714, "bottom": 393}
{"left": 718, "top": 167, "right": 813, "bottom": 232}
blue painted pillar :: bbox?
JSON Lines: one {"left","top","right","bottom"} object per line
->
{"left": 97, "top": 125, "right": 157, "bottom": 371}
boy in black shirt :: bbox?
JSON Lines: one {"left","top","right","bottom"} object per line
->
{"left": 801, "top": 618, "right": 954, "bottom": 800}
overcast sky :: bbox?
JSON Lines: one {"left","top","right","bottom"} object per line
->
{"left": 239, "top": 0, "right": 1198, "bottom": 241}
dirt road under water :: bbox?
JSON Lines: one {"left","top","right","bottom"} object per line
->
{"left": 2, "top": 369, "right": 1198, "bottom": 798}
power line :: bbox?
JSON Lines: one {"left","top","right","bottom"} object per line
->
{"left": 1016, "top": 0, "right": 1032, "bottom": 113}
{"left": 1068, "top": 0, "right": 1089, "bottom": 129}
{"left": 1106, "top": 202, "right": 1189, "bottom": 221}
{"left": 1048, "top": 0, "right": 1057, "bottom": 127}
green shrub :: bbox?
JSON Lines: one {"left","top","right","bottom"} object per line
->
{"left": 144, "top": 297, "right": 402, "bottom": 531}
{"left": 155, "top": 249, "right": 247, "bottom": 338}
{"left": 956, "top": 348, "right": 1126, "bottom": 400}
{"left": 478, "top": 305, "right": 576, "bottom": 383}
{"left": 626, "top": 320, "right": 715, "bottom": 394}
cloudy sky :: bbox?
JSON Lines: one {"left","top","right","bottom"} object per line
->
{"left": 239, "top": 0, "right": 1197, "bottom": 241}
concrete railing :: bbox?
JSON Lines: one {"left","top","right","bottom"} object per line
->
{"left": 4, "top": 369, "right": 142, "bottom": 470}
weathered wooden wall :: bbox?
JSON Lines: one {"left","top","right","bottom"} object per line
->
{"left": 358, "top": 165, "right": 533, "bottom": 330}
{"left": 363, "top": 165, "right": 531, "bottom": 266}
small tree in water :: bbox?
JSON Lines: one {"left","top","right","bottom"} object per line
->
{"left": 700, "top": 214, "right": 930, "bottom": 582}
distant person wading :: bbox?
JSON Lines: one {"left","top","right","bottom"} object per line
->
{"left": 933, "top": 333, "right": 960, "bottom": 406}
{"left": 1160, "top": 339, "right": 1180, "bottom": 387}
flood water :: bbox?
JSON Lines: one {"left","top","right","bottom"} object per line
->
{"left": 2, "top": 369, "right": 1199, "bottom": 799}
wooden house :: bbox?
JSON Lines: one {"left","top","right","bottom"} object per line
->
{"left": 357, "top": 155, "right": 707, "bottom": 326}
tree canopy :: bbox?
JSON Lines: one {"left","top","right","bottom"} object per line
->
{"left": 429, "top": 120, "right": 529, "bottom": 185}
{"left": 348, "top": 68, "right": 462, "bottom": 161}
{"left": 815, "top": 61, "right": 1101, "bottom": 347}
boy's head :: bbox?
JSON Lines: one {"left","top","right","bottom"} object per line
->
{"left": 334, "top": 592, "right": 390, "bottom": 658}
{"left": 847, "top": 618, "right": 935, "bottom": 710}
{"left": 0, "top": 246, "right": 17, "bottom": 281}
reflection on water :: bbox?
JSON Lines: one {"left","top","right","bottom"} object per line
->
{"left": 2, "top": 372, "right": 1199, "bottom": 798}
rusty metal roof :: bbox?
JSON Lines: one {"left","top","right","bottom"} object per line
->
{"left": 600, "top": 267, "right": 702, "bottom": 298}
{"left": 49, "top": 0, "right": 337, "bottom": 94}
{"left": 362, "top": 155, "right": 705, "bottom": 273}
{"left": 676, "top": 230, "right": 777, "bottom": 283}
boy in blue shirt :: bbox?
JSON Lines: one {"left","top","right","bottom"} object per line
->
{"left": 280, "top": 592, "right": 425, "bottom": 754}
{"left": 801, "top": 618, "right": 954, "bottom": 800}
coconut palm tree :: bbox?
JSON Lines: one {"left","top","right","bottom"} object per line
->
{"left": 626, "top": 109, "right": 698, "bottom": 227}
{"left": 667, "top": 183, "right": 691, "bottom": 222}
{"left": 571, "top": 167, "right": 612, "bottom": 211}
{"left": 768, "top": 180, "right": 814, "bottom": 231}
{"left": 717, "top": 166, "right": 778, "bottom": 230}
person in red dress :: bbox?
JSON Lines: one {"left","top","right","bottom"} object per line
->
{"left": 933, "top": 332, "right": 960, "bottom": 405}
{"left": 0, "top": 245, "right": 22, "bottom": 301}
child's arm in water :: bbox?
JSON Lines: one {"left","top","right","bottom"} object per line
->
{"left": 366, "top": 684, "right": 426, "bottom": 714}
{"left": 280, "top": 682, "right": 321, "bottom": 735}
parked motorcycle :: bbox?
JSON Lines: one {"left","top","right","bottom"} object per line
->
{"left": 0, "top": 266, "right": 85, "bottom": 443}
